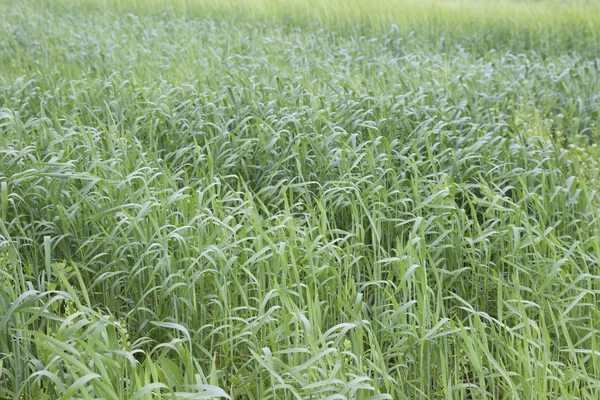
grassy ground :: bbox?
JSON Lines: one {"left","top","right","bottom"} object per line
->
{"left": 1, "top": 0, "right": 599, "bottom": 398}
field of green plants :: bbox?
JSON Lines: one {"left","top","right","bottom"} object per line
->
{"left": 1, "top": 0, "right": 599, "bottom": 398}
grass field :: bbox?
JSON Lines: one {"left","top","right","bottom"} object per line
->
{"left": 1, "top": 0, "right": 600, "bottom": 398}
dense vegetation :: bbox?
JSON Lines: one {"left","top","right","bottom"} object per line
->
{"left": 1, "top": 0, "right": 599, "bottom": 398}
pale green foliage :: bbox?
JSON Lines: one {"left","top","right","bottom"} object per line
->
{"left": 0, "top": 0, "right": 599, "bottom": 399}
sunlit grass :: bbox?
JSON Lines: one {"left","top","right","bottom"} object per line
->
{"left": 35, "top": 0, "right": 600, "bottom": 56}
{"left": 1, "top": 0, "right": 599, "bottom": 398}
